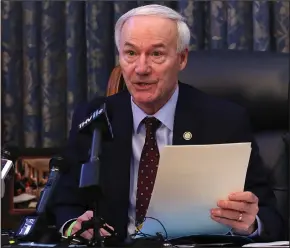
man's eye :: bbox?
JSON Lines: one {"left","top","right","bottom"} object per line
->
{"left": 152, "top": 51, "right": 162, "bottom": 56}
{"left": 126, "top": 51, "right": 136, "bottom": 56}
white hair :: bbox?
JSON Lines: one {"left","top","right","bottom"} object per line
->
{"left": 114, "top": 4, "right": 191, "bottom": 53}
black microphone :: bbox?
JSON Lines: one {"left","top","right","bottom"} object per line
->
{"left": 36, "top": 156, "right": 68, "bottom": 214}
{"left": 78, "top": 103, "right": 113, "bottom": 189}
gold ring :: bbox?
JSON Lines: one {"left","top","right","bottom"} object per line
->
{"left": 238, "top": 213, "right": 243, "bottom": 222}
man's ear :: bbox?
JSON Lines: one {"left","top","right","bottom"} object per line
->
{"left": 179, "top": 48, "right": 189, "bottom": 71}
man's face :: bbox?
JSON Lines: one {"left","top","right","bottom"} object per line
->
{"left": 119, "top": 15, "right": 188, "bottom": 114}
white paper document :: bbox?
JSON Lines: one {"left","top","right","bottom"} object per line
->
{"left": 243, "top": 241, "right": 289, "bottom": 247}
{"left": 138, "top": 143, "right": 252, "bottom": 239}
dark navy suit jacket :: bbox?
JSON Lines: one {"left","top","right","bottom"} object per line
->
{"left": 52, "top": 83, "right": 283, "bottom": 242}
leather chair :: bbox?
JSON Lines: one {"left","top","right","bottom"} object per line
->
{"left": 106, "top": 50, "right": 289, "bottom": 240}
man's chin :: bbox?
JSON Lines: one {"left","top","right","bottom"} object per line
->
{"left": 132, "top": 96, "right": 157, "bottom": 108}
{"left": 132, "top": 93, "right": 156, "bottom": 104}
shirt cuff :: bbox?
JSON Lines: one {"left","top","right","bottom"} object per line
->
{"left": 248, "top": 215, "right": 262, "bottom": 237}
{"left": 59, "top": 218, "right": 77, "bottom": 236}
{"left": 230, "top": 215, "right": 262, "bottom": 237}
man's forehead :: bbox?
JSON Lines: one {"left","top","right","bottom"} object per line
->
{"left": 120, "top": 15, "right": 177, "bottom": 44}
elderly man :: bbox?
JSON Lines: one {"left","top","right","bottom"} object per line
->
{"left": 52, "top": 4, "right": 283, "bottom": 244}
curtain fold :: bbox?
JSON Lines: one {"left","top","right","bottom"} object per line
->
{"left": 1, "top": 0, "right": 289, "bottom": 148}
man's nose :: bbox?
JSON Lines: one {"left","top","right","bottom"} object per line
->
{"left": 135, "top": 54, "right": 151, "bottom": 75}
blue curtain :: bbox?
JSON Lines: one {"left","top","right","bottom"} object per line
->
{"left": 1, "top": 1, "right": 289, "bottom": 148}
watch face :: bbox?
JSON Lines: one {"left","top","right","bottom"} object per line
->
{"left": 17, "top": 217, "right": 37, "bottom": 236}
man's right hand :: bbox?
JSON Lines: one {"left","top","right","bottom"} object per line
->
{"left": 65, "top": 211, "right": 114, "bottom": 240}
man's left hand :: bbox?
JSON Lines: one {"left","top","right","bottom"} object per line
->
{"left": 210, "top": 191, "right": 259, "bottom": 235}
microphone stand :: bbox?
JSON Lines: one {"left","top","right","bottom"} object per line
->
{"left": 89, "top": 195, "right": 103, "bottom": 247}
{"left": 67, "top": 129, "right": 106, "bottom": 247}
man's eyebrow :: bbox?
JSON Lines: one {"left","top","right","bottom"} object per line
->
{"left": 123, "top": 42, "right": 166, "bottom": 49}
{"left": 151, "top": 43, "right": 166, "bottom": 49}
{"left": 124, "top": 42, "right": 136, "bottom": 47}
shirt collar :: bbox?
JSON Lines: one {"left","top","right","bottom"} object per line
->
{"left": 131, "top": 85, "right": 179, "bottom": 133}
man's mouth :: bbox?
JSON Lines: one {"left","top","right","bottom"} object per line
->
{"left": 135, "top": 81, "right": 157, "bottom": 85}
{"left": 134, "top": 82, "right": 155, "bottom": 90}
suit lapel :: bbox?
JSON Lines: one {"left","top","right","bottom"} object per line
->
{"left": 173, "top": 83, "right": 204, "bottom": 145}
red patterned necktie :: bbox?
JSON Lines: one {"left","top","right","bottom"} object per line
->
{"left": 135, "top": 117, "right": 161, "bottom": 225}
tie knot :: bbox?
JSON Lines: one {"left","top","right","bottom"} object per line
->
{"left": 142, "top": 117, "right": 161, "bottom": 133}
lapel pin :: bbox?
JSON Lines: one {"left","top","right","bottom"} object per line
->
{"left": 183, "top": 131, "right": 192, "bottom": 140}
